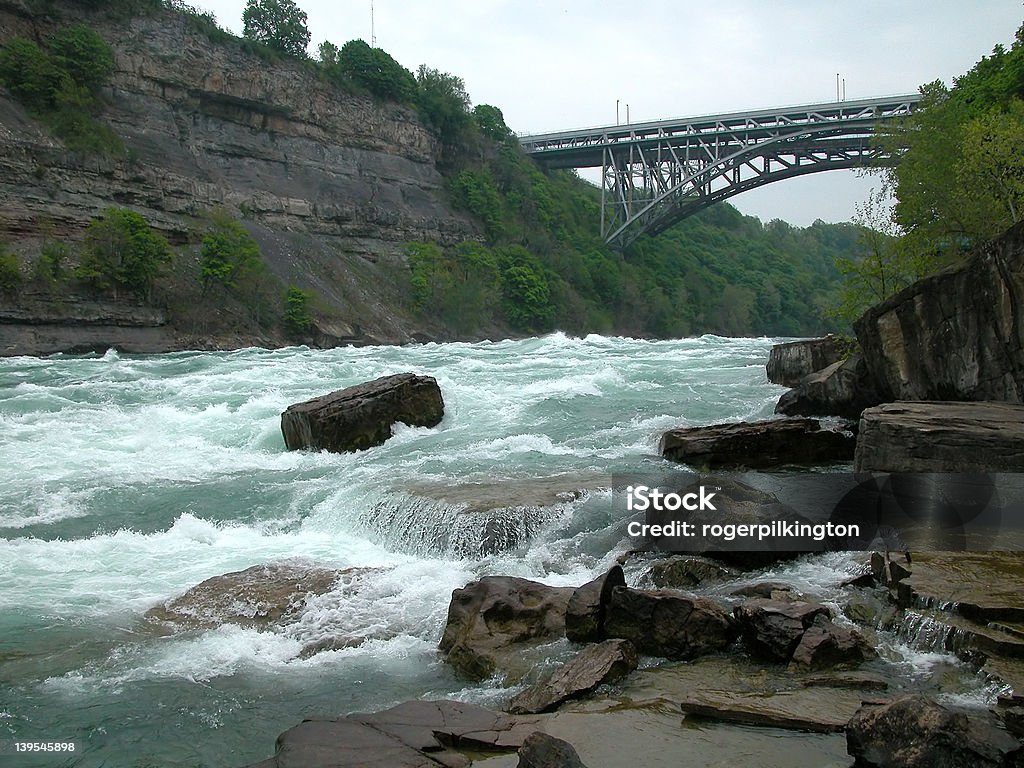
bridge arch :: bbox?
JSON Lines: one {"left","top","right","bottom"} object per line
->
{"left": 519, "top": 95, "right": 920, "bottom": 249}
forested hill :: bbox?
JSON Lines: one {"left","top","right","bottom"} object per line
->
{"left": 0, "top": 0, "right": 858, "bottom": 351}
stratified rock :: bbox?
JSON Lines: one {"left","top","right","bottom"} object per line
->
{"left": 144, "top": 563, "right": 344, "bottom": 631}
{"left": 855, "top": 221, "right": 1024, "bottom": 404}
{"left": 439, "top": 576, "right": 574, "bottom": 680}
{"left": 854, "top": 401, "right": 1024, "bottom": 472}
{"left": 846, "top": 695, "right": 1024, "bottom": 767}
{"left": 564, "top": 566, "right": 625, "bottom": 643}
{"left": 603, "top": 586, "right": 736, "bottom": 659}
{"left": 517, "top": 732, "right": 589, "bottom": 768}
{"left": 508, "top": 639, "right": 638, "bottom": 715}
{"left": 281, "top": 373, "right": 444, "bottom": 453}
{"left": 679, "top": 692, "right": 849, "bottom": 733}
{"left": 788, "top": 614, "right": 877, "bottom": 671}
{"left": 733, "top": 598, "right": 831, "bottom": 663}
{"left": 647, "top": 557, "right": 737, "bottom": 589}
{"left": 766, "top": 335, "right": 847, "bottom": 387}
{"left": 659, "top": 417, "right": 855, "bottom": 469}
{"left": 775, "top": 354, "right": 879, "bottom": 419}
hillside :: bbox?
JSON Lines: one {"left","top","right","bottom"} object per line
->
{"left": 0, "top": 0, "right": 860, "bottom": 354}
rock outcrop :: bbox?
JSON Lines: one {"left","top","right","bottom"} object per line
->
{"left": 280, "top": 374, "right": 444, "bottom": 453}
{"left": 564, "top": 566, "right": 625, "bottom": 643}
{"left": 855, "top": 221, "right": 1024, "bottom": 404}
{"left": 733, "top": 598, "right": 832, "bottom": 663}
{"left": 659, "top": 417, "right": 855, "bottom": 468}
{"left": 774, "top": 353, "right": 880, "bottom": 419}
{"left": 766, "top": 335, "right": 847, "bottom": 387}
{"left": 439, "top": 576, "right": 574, "bottom": 680}
{"left": 602, "top": 586, "right": 736, "bottom": 660}
{"left": 854, "top": 401, "right": 1024, "bottom": 472}
{"left": 846, "top": 695, "right": 1024, "bottom": 767}
{"left": 517, "top": 732, "right": 590, "bottom": 768}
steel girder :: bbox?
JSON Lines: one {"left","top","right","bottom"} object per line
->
{"left": 520, "top": 95, "right": 921, "bottom": 249}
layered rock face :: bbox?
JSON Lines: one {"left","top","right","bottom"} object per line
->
{"left": 854, "top": 221, "right": 1024, "bottom": 403}
{"left": 0, "top": 1, "right": 478, "bottom": 350}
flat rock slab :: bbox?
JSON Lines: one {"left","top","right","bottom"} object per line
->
{"left": 854, "top": 401, "right": 1024, "bottom": 472}
{"left": 281, "top": 373, "right": 443, "bottom": 453}
{"left": 660, "top": 418, "right": 854, "bottom": 469}
{"left": 902, "top": 551, "right": 1024, "bottom": 623}
{"left": 508, "top": 639, "right": 638, "bottom": 715}
{"left": 247, "top": 700, "right": 547, "bottom": 768}
{"left": 679, "top": 690, "right": 851, "bottom": 733}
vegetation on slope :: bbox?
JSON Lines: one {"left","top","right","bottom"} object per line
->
{"left": 0, "top": 0, "right": 869, "bottom": 342}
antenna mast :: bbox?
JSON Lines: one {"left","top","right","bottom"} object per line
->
{"left": 371, "top": 1, "right": 376, "bottom": 46}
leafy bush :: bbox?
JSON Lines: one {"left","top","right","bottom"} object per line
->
{"left": 48, "top": 24, "right": 114, "bottom": 92}
{"left": 77, "top": 208, "right": 172, "bottom": 300}
{"left": 199, "top": 211, "right": 264, "bottom": 290}
{"left": 415, "top": 65, "right": 472, "bottom": 147}
{"left": 0, "top": 251, "right": 22, "bottom": 292}
{"left": 242, "top": 0, "right": 310, "bottom": 58}
{"left": 31, "top": 241, "right": 70, "bottom": 286}
{"left": 328, "top": 39, "right": 416, "bottom": 102}
{"left": 450, "top": 169, "right": 503, "bottom": 240}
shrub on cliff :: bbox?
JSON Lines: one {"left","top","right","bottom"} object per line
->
{"left": 242, "top": 0, "right": 310, "bottom": 58}
{"left": 199, "top": 211, "right": 264, "bottom": 291}
{"left": 324, "top": 39, "right": 416, "bottom": 103}
{"left": 0, "top": 251, "right": 22, "bottom": 293}
{"left": 77, "top": 209, "right": 172, "bottom": 301}
{"left": 282, "top": 286, "right": 313, "bottom": 337}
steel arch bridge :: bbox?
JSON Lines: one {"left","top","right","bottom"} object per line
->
{"left": 519, "top": 94, "right": 921, "bottom": 249}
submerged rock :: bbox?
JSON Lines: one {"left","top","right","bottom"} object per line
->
{"left": 280, "top": 373, "right": 443, "bottom": 453}
{"left": 144, "top": 563, "right": 346, "bottom": 631}
{"left": 508, "top": 639, "right": 638, "bottom": 715}
{"left": 439, "top": 576, "right": 574, "bottom": 680}
{"left": 846, "top": 695, "right": 1024, "bottom": 767}
{"left": 659, "top": 417, "right": 855, "bottom": 469}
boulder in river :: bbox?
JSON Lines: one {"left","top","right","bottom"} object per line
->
{"left": 775, "top": 353, "right": 880, "bottom": 419}
{"left": 659, "top": 417, "right": 855, "bottom": 469}
{"left": 280, "top": 373, "right": 444, "bottom": 453}
{"left": 766, "top": 335, "right": 848, "bottom": 387}
{"left": 603, "top": 586, "right": 736, "bottom": 660}
{"left": 517, "top": 732, "right": 590, "bottom": 768}
{"left": 439, "top": 576, "right": 574, "bottom": 680}
{"left": 846, "top": 695, "right": 1024, "bottom": 767}
{"left": 788, "top": 614, "right": 877, "bottom": 671}
{"left": 733, "top": 598, "right": 831, "bottom": 663}
{"left": 854, "top": 400, "right": 1024, "bottom": 472}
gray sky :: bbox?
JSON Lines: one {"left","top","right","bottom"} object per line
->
{"left": 196, "top": 0, "right": 1022, "bottom": 226}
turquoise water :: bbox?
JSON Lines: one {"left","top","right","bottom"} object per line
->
{"left": 0, "top": 334, "right": 959, "bottom": 767}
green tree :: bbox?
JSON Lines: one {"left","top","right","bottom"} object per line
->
{"left": 496, "top": 245, "right": 554, "bottom": 332}
{"left": 0, "top": 250, "right": 22, "bottom": 293}
{"left": 335, "top": 39, "right": 415, "bottom": 102}
{"left": 77, "top": 208, "right": 172, "bottom": 300}
{"left": 956, "top": 99, "right": 1024, "bottom": 234}
{"left": 242, "top": 0, "right": 310, "bottom": 58}
{"left": 282, "top": 285, "right": 313, "bottom": 336}
{"left": 48, "top": 25, "right": 114, "bottom": 93}
{"left": 199, "top": 211, "right": 264, "bottom": 290}
{"left": 473, "top": 104, "right": 512, "bottom": 142}
{"left": 0, "top": 38, "right": 63, "bottom": 110}
{"left": 415, "top": 65, "right": 471, "bottom": 146}
{"left": 450, "top": 169, "right": 503, "bottom": 240}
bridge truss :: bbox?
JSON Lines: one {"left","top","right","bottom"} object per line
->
{"left": 519, "top": 95, "right": 921, "bottom": 249}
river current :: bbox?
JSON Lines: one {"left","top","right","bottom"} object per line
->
{"left": 0, "top": 334, "right": 996, "bottom": 767}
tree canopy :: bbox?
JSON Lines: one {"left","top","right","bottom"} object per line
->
{"left": 242, "top": 0, "right": 310, "bottom": 58}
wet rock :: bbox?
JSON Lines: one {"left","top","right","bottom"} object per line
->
{"left": 846, "top": 695, "right": 1024, "bottom": 767}
{"left": 775, "top": 354, "right": 879, "bottom": 419}
{"left": 788, "top": 614, "right": 877, "bottom": 671}
{"left": 801, "top": 670, "right": 889, "bottom": 691}
{"left": 647, "top": 556, "right": 737, "bottom": 589}
{"left": 517, "top": 732, "right": 589, "bottom": 768}
{"left": 659, "top": 417, "right": 855, "bottom": 469}
{"left": 733, "top": 598, "right": 831, "bottom": 663}
{"left": 280, "top": 373, "right": 444, "bottom": 453}
{"left": 245, "top": 699, "right": 542, "bottom": 768}
{"left": 766, "top": 335, "right": 847, "bottom": 387}
{"left": 603, "top": 586, "right": 736, "bottom": 660}
{"left": 679, "top": 692, "right": 849, "bottom": 733}
{"left": 843, "top": 590, "right": 898, "bottom": 629}
{"left": 144, "top": 563, "right": 345, "bottom": 631}
{"left": 564, "top": 566, "right": 625, "bottom": 643}
{"left": 900, "top": 552, "right": 1024, "bottom": 624}
{"left": 855, "top": 401, "right": 1024, "bottom": 473}
{"left": 508, "top": 639, "right": 638, "bottom": 715}
{"left": 439, "top": 576, "right": 574, "bottom": 680}
{"left": 731, "top": 582, "right": 801, "bottom": 600}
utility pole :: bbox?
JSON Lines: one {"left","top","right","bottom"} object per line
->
{"left": 836, "top": 73, "right": 840, "bottom": 102}
{"left": 616, "top": 99, "right": 620, "bottom": 125}
{"left": 371, "top": 1, "right": 376, "bottom": 46}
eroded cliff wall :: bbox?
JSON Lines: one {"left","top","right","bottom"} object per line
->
{"left": 0, "top": 0, "right": 480, "bottom": 352}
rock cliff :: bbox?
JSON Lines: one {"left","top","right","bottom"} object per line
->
{"left": 0, "top": 0, "right": 479, "bottom": 353}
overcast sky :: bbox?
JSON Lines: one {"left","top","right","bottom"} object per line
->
{"left": 197, "top": 0, "right": 1023, "bottom": 227}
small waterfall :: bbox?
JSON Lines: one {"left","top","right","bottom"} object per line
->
{"left": 892, "top": 610, "right": 974, "bottom": 656}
